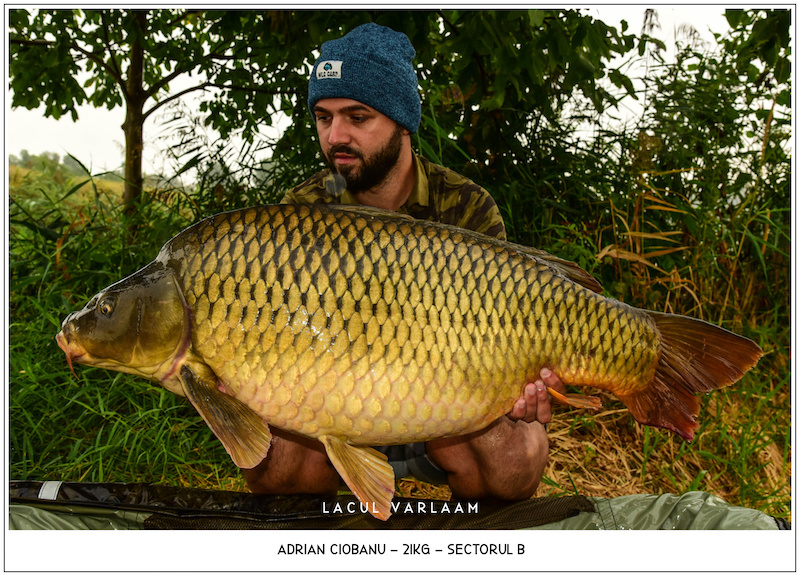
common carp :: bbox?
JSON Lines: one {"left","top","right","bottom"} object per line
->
{"left": 56, "top": 204, "right": 762, "bottom": 520}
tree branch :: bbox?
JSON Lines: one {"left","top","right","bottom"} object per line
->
{"left": 205, "top": 83, "right": 297, "bottom": 96}
{"left": 143, "top": 82, "right": 212, "bottom": 119}
{"left": 10, "top": 32, "right": 127, "bottom": 94}
{"left": 437, "top": 10, "right": 460, "bottom": 36}
{"left": 101, "top": 11, "right": 127, "bottom": 97}
{"left": 9, "top": 37, "right": 53, "bottom": 47}
{"left": 146, "top": 66, "right": 194, "bottom": 99}
{"left": 165, "top": 9, "right": 203, "bottom": 28}
{"left": 68, "top": 43, "right": 124, "bottom": 88}
{"left": 143, "top": 82, "right": 299, "bottom": 120}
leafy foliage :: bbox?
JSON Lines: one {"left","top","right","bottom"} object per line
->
{"left": 8, "top": 9, "right": 791, "bottom": 520}
{"left": 9, "top": 9, "right": 652, "bottom": 208}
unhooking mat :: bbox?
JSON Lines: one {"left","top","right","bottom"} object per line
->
{"left": 8, "top": 480, "right": 786, "bottom": 530}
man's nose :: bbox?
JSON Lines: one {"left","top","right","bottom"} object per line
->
{"left": 327, "top": 116, "right": 350, "bottom": 145}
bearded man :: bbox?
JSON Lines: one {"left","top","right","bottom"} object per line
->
{"left": 244, "top": 22, "right": 566, "bottom": 503}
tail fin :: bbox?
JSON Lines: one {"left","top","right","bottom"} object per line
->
{"left": 619, "top": 311, "right": 763, "bottom": 441}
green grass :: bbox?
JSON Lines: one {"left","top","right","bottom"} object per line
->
{"left": 9, "top": 268, "right": 246, "bottom": 492}
{"left": 8, "top": 164, "right": 247, "bottom": 491}
{"left": 8, "top": 161, "right": 791, "bottom": 522}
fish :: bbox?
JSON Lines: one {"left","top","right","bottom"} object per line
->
{"left": 55, "top": 203, "right": 763, "bottom": 520}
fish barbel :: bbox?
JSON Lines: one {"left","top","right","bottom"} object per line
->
{"left": 55, "top": 204, "right": 762, "bottom": 519}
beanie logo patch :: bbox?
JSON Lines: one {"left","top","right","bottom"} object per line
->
{"left": 316, "top": 60, "right": 343, "bottom": 79}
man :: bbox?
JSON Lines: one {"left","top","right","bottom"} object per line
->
{"left": 243, "top": 22, "right": 565, "bottom": 502}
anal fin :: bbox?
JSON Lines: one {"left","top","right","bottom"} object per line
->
{"left": 179, "top": 364, "right": 272, "bottom": 469}
{"left": 320, "top": 436, "right": 395, "bottom": 520}
{"left": 547, "top": 387, "right": 602, "bottom": 410}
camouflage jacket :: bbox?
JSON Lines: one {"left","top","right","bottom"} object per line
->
{"left": 280, "top": 154, "right": 507, "bottom": 240}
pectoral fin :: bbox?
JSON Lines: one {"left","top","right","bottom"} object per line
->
{"left": 547, "top": 387, "right": 602, "bottom": 410}
{"left": 179, "top": 364, "right": 272, "bottom": 469}
{"left": 319, "top": 436, "right": 395, "bottom": 520}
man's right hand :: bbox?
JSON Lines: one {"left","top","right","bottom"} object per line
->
{"left": 506, "top": 368, "right": 566, "bottom": 425}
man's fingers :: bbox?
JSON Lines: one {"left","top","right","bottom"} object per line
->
{"left": 539, "top": 367, "right": 566, "bottom": 394}
{"left": 508, "top": 397, "right": 527, "bottom": 421}
{"left": 514, "top": 380, "right": 551, "bottom": 424}
{"left": 534, "top": 381, "right": 552, "bottom": 424}
{"left": 506, "top": 371, "right": 563, "bottom": 424}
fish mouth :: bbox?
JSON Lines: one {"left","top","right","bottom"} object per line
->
{"left": 55, "top": 330, "right": 88, "bottom": 378}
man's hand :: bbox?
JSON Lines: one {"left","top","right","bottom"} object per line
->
{"left": 507, "top": 368, "right": 566, "bottom": 425}
{"left": 429, "top": 368, "right": 563, "bottom": 499}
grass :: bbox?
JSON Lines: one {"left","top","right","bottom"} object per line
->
{"left": 8, "top": 161, "right": 791, "bottom": 524}
{"left": 9, "top": 164, "right": 125, "bottom": 218}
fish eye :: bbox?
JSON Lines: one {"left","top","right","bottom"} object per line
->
{"left": 97, "top": 295, "right": 116, "bottom": 317}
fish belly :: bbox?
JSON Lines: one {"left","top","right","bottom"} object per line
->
{"left": 170, "top": 204, "right": 660, "bottom": 444}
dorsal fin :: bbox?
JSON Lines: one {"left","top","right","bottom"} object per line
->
{"left": 509, "top": 242, "right": 603, "bottom": 293}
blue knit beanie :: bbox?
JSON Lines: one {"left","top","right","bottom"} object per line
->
{"left": 308, "top": 23, "right": 421, "bottom": 133}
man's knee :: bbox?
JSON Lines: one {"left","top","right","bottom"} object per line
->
{"left": 427, "top": 419, "right": 548, "bottom": 501}
{"left": 242, "top": 429, "right": 340, "bottom": 495}
{"left": 486, "top": 422, "right": 548, "bottom": 499}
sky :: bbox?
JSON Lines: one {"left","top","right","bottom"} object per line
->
{"left": 5, "top": 6, "right": 730, "bottom": 176}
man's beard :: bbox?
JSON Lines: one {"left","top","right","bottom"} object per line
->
{"left": 325, "top": 126, "right": 404, "bottom": 193}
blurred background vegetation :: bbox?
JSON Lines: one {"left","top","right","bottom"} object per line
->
{"left": 8, "top": 9, "right": 791, "bottom": 520}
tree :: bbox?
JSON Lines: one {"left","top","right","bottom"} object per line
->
{"left": 9, "top": 9, "right": 648, "bottom": 213}
{"left": 9, "top": 10, "right": 299, "bottom": 209}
